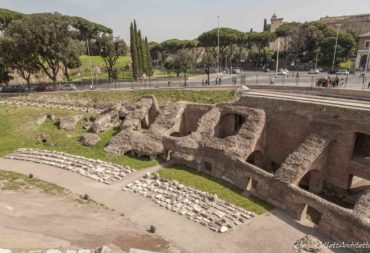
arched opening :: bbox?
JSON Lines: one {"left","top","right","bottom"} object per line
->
{"left": 298, "top": 170, "right": 323, "bottom": 194}
{"left": 246, "top": 151, "right": 278, "bottom": 173}
{"left": 304, "top": 205, "right": 322, "bottom": 226}
{"left": 214, "top": 113, "right": 246, "bottom": 139}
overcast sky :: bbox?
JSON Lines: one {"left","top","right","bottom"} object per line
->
{"left": 1, "top": 0, "right": 369, "bottom": 42}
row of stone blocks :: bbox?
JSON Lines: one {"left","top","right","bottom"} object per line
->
{"left": 5, "top": 148, "right": 134, "bottom": 184}
{"left": 123, "top": 173, "right": 256, "bottom": 233}
{"left": 0, "top": 245, "right": 115, "bottom": 253}
{"left": 0, "top": 99, "right": 102, "bottom": 113}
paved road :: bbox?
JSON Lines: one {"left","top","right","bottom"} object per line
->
{"left": 0, "top": 158, "right": 350, "bottom": 253}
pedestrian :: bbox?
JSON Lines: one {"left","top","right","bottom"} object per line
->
{"left": 215, "top": 77, "right": 219, "bottom": 85}
{"left": 202, "top": 79, "right": 205, "bottom": 86}
{"left": 168, "top": 81, "right": 171, "bottom": 87}
{"left": 368, "top": 80, "right": 370, "bottom": 89}
{"left": 219, "top": 77, "right": 222, "bottom": 85}
{"left": 296, "top": 72, "right": 299, "bottom": 79}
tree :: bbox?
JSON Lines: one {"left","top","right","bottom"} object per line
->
{"left": 5, "top": 13, "right": 72, "bottom": 83}
{"left": 62, "top": 40, "right": 84, "bottom": 81}
{"left": 95, "top": 35, "right": 127, "bottom": 82}
{"left": 198, "top": 51, "right": 216, "bottom": 85}
{"left": 198, "top": 28, "right": 244, "bottom": 69}
{"left": 0, "top": 58, "right": 12, "bottom": 85}
{"left": 319, "top": 31, "right": 356, "bottom": 66}
{"left": 130, "top": 20, "right": 152, "bottom": 80}
{"left": 287, "top": 22, "right": 334, "bottom": 62}
{"left": 248, "top": 32, "right": 276, "bottom": 67}
{"left": 0, "top": 36, "right": 39, "bottom": 87}
{"left": 130, "top": 22, "right": 139, "bottom": 80}
{"left": 172, "top": 49, "right": 195, "bottom": 86}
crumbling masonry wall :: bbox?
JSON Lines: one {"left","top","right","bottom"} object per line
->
{"left": 105, "top": 94, "right": 370, "bottom": 248}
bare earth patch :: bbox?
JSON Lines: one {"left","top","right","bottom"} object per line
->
{"left": 0, "top": 171, "right": 185, "bottom": 253}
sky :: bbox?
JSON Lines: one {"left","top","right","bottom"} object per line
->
{"left": 1, "top": 0, "right": 370, "bottom": 42}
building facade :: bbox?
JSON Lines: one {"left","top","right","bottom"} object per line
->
{"left": 355, "top": 32, "right": 370, "bottom": 70}
{"left": 319, "top": 14, "right": 370, "bottom": 37}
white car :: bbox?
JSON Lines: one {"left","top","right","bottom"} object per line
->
{"left": 58, "top": 84, "right": 77, "bottom": 91}
{"left": 308, "top": 69, "right": 320, "bottom": 74}
{"left": 335, "top": 70, "right": 349, "bottom": 75}
{"left": 277, "top": 70, "right": 288, "bottom": 76}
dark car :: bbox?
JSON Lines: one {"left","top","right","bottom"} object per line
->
{"left": 1, "top": 86, "right": 27, "bottom": 93}
{"left": 34, "top": 85, "right": 55, "bottom": 92}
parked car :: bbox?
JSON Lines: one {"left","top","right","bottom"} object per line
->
{"left": 277, "top": 69, "right": 288, "bottom": 76}
{"left": 58, "top": 84, "right": 77, "bottom": 91}
{"left": 34, "top": 85, "right": 55, "bottom": 92}
{"left": 335, "top": 69, "right": 350, "bottom": 75}
{"left": 232, "top": 68, "right": 241, "bottom": 74}
{"left": 1, "top": 86, "right": 27, "bottom": 93}
{"left": 308, "top": 69, "right": 320, "bottom": 74}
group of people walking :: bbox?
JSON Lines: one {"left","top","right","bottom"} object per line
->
{"left": 315, "top": 76, "right": 344, "bottom": 88}
{"left": 201, "top": 76, "right": 223, "bottom": 86}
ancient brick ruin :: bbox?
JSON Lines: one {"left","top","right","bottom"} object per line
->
{"left": 104, "top": 92, "right": 370, "bottom": 246}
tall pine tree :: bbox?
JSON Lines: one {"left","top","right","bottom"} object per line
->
{"left": 130, "top": 22, "right": 139, "bottom": 80}
{"left": 130, "top": 19, "right": 151, "bottom": 80}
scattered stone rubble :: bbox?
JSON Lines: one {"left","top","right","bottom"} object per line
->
{"left": 5, "top": 148, "right": 134, "bottom": 184}
{"left": 123, "top": 173, "right": 256, "bottom": 233}
{"left": 59, "top": 115, "right": 83, "bottom": 131}
{"left": 80, "top": 133, "right": 101, "bottom": 146}
{"left": 0, "top": 99, "right": 102, "bottom": 113}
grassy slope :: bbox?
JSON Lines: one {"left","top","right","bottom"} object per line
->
{"left": 0, "top": 105, "right": 157, "bottom": 169}
{"left": 69, "top": 55, "right": 132, "bottom": 81}
{"left": 21, "top": 89, "right": 236, "bottom": 106}
{"left": 159, "top": 165, "right": 274, "bottom": 215}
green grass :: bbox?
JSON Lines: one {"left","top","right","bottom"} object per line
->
{"left": 0, "top": 105, "right": 157, "bottom": 170}
{"left": 0, "top": 170, "right": 66, "bottom": 194}
{"left": 19, "top": 89, "right": 236, "bottom": 106}
{"left": 158, "top": 165, "right": 274, "bottom": 215}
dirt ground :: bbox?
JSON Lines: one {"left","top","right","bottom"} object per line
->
{"left": 0, "top": 159, "right": 352, "bottom": 253}
{"left": 0, "top": 189, "right": 185, "bottom": 253}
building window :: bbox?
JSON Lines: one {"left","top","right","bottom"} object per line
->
{"left": 365, "top": 40, "right": 370, "bottom": 49}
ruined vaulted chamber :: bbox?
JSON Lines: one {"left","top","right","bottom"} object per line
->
{"left": 103, "top": 93, "right": 370, "bottom": 245}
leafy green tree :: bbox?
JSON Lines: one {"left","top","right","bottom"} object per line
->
{"left": 248, "top": 32, "right": 276, "bottom": 67}
{"left": 62, "top": 40, "right": 84, "bottom": 81}
{"left": 172, "top": 49, "right": 195, "bottom": 86}
{"left": 198, "top": 28, "right": 245, "bottom": 68}
{"left": 3, "top": 13, "right": 73, "bottom": 83}
{"left": 130, "top": 22, "right": 139, "bottom": 80}
{"left": 197, "top": 51, "right": 216, "bottom": 84}
{"left": 95, "top": 35, "right": 128, "bottom": 82}
{"left": 0, "top": 35, "right": 39, "bottom": 86}
{"left": 0, "top": 8, "right": 24, "bottom": 31}
{"left": 0, "top": 58, "right": 12, "bottom": 85}
{"left": 319, "top": 31, "right": 356, "bottom": 66}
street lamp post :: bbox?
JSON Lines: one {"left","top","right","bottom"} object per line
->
{"left": 314, "top": 50, "right": 319, "bottom": 70}
{"left": 86, "top": 39, "right": 94, "bottom": 90}
{"left": 363, "top": 40, "right": 370, "bottom": 85}
{"left": 217, "top": 15, "right": 220, "bottom": 74}
{"left": 275, "top": 37, "right": 280, "bottom": 77}
{"left": 331, "top": 24, "right": 341, "bottom": 72}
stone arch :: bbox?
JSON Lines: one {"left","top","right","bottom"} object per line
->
{"left": 298, "top": 169, "right": 323, "bottom": 194}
